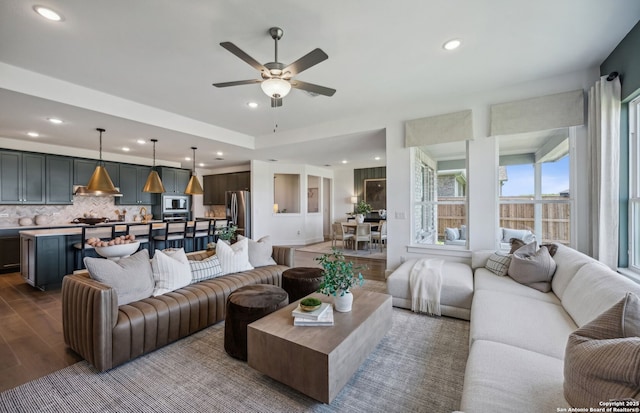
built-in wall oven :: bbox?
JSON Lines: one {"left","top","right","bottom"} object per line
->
{"left": 162, "top": 195, "right": 190, "bottom": 221}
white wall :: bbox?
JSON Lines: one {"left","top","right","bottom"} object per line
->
{"left": 251, "top": 160, "right": 333, "bottom": 245}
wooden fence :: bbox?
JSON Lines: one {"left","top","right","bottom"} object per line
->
{"left": 437, "top": 196, "right": 571, "bottom": 244}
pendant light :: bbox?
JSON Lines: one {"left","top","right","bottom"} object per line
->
{"left": 86, "top": 128, "right": 121, "bottom": 195}
{"left": 142, "top": 139, "right": 166, "bottom": 193}
{"left": 184, "top": 146, "right": 203, "bottom": 195}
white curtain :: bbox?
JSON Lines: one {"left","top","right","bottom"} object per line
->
{"left": 588, "top": 75, "right": 621, "bottom": 269}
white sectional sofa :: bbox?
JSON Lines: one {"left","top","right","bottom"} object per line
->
{"left": 459, "top": 244, "right": 640, "bottom": 412}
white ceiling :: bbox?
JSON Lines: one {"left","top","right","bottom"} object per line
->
{"left": 0, "top": 1, "right": 638, "bottom": 169}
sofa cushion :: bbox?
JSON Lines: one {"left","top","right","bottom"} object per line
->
{"left": 564, "top": 293, "right": 640, "bottom": 407}
{"left": 460, "top": 340, "right": 568, "bottom": 413}
{"left": 445, "top": 227, "right": 460, "bottom": 241}
{"left": 485, "top": 252, "right": 511, "bottom": 276}
{"left": 474, "top": 267, "right": 561, "bottom": 305}
{"left": 216, "top": 238, "right": 254, "bottom": 275}
{"left": 509, "top": 237, "right": 527, "bottom": 253}
{"left": 84, "top": 249, "right": 154, "bottom": 306}
{"left": 151, "top": 248, "right": 192, "bottom": 296}
{"left": 501, "top": 228, "right": 534, "bottom": 243}
{"left": 237, "top": 235, "right": 277, "bottom": 267}
{"left": 550, "top": 244, "right": 600, "bottom": 300}
{"left": 508, "top": 242, "right": 556, "bottom": 292}
{"left": 189, "top": 254, "right": 223, "bottom": 283}
{"left": 470, "top": 289, "right": 577, "bottom": 359}
{"left": 561, "top": 262, "right": 640, "bottom": 327}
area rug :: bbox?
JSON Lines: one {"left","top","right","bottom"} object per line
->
{"left": 0, "top": 286, "right": 469, "bottom": 413}
{"left": 296, "top": 240, "right": 386, "bottom": 261}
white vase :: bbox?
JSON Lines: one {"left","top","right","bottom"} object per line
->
{"left": 356, "top": 214, "right": 365, "bottom": 224}
{"left": 334, "top": 290, "right": 353, "bottom": 312}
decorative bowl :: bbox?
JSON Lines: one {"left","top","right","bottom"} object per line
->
{"left": 95, "top": 241, "right": 140, "bottom": 260}
{"left": 300, "top": 297, "right": 322, "bottom": 312}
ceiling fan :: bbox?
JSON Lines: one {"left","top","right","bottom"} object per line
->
{"left": 212, "top": 27, "right": 336, "bottom": 108}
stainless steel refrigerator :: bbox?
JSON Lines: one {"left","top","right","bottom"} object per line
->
{"left": 225, "top": 190, "right": 251, "bottom": 238}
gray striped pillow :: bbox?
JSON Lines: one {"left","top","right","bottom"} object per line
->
{"left": 564, "top": 292, "right": 640, "bottom": 407}
{"left": 189, "top": 255, "right": 223, "bottom": 283}
{"left": 485, "top": 252, "right": 511, "bottom": 276}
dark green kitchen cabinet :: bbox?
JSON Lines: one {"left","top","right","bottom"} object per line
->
{"left": 46, "top": 155, "right": 73, "bottom": 204}
{"left": 116, "top": 164, "right": 152, "bottom": 205}
{"left": 159, "top": 167, "right": 191, "bottom": 194}
{"left": 203, "top": 171, "right": 250, "bottom": 205}
{"left": 0, "top": 151, "right": 45, "bottom": 204}
{"left": 20, "top": 234, "right": 73, "bottom": 290}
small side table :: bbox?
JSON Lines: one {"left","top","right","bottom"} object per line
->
{"left": 282, "top": 267, "right": 325, "bottom": 303}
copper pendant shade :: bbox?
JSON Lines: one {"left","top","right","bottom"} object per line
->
{"left": 142, "top": 139, "right": 166, "bottom": 193}
{"left": 86, "top": 128, "right": 121, "bottom": 195}
{"left": 185, "top": 146, "right": 203, "bottom": 195}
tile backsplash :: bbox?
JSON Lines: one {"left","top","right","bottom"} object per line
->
{"left": 0, "top": 197, "right": 152, "bottom": 227}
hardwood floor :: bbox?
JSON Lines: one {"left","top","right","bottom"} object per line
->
{"left": 0, "top": 244, "right": 387, "bottom": 392}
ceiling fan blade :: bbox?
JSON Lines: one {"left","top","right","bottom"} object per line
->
{"left": 220, "top": 42, "right": 268, "bottom": 73}
{"left": 271, "top": 97, "right": 283, "bottom": 108}
{"left": 290, "top": 80, "right": 336, "bottom": 97}
{"left": 282, "top": 48, "right": 328, "bottom": 76}
{"left": 212, "top": 79, "right": 262, "bottom": 88}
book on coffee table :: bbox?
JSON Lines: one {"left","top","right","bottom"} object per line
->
{"left": 291, "top": 302, "right": 331, "bottom": 320}
{"left": 293, "top": 305, "right": 334, "bottom": 326}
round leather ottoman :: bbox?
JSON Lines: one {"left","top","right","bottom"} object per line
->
{"left": 224, "top": 284, "right": 289, "bottom": 361}
{"left": 282, "top": 267, "right": 325, "bottom": 302}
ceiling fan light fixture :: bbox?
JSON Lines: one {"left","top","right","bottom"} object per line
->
{"left": 261, "top": 78, "right": 291, "bottom": 98}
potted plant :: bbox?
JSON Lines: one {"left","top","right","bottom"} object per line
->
{"left": 354, "top": 200, "right": 372, "bottom": 223}
{"left": 315, "top": 248, "right": 365, "bottom": 312}
{"left": 217, "top": 224, "right": 237, "bottom": 244}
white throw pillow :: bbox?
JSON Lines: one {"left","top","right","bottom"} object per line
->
{"left": 216, "top": 238, "right": 254, "bottom": 275}
{"left": 445, "top": 227, "right": 460, "bottom": 241}
{"left": 237, "top": 235, "right": 277, "bottom": 267}
{"left": 151, "top": 248, "right": 192, "bottom": 296}
{"left": 84, "top": 249, "right": 154, "bottom": 306}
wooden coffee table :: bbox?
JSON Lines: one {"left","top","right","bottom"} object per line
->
{"left": 247, "top": 289, "right": 392, "bottom": 403}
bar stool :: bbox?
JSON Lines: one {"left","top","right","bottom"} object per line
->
{"left": 212, "top": 219, "right": 229, "bottom": 243}
{"left": 186, "top": 219, "right": 211, "bottom": 252}
{"left": 73, "top": 224, "right": 116, "bottom": 270}
{"left": 126, "top": 222, "right": 153, "bottom": 253}
{"left": 153, "top": 221, "right": 187, "bottom": 250}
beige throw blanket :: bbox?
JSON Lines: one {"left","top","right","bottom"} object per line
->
{"left": 409, "top": 258, "right": 444, "bottom": 316}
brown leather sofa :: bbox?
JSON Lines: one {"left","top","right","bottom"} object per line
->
{"left": 62, "top": 246, "right": 294, "bottom": 372}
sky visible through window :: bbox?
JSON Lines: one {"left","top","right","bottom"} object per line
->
{"left": 501, "top": 156, "right": 569, "bottom": 196}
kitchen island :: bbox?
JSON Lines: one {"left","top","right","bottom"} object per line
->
{"left": 18, "top": 220, "right": 199, "bottom": 290}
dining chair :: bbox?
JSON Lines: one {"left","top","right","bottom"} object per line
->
{"left": 153, "top": 221, "right": 187, "bottom": 250}
{"left": 332, "top": 222, "right": 354, "bottom": 250}
{"left": 354, "top": 223, "right": 372, "bottom": 253}
{"left": 213, "top": 219, "right": 230, "bottom": 242}
{"left": 371, "top": 220, "right": 387, "bottom": 252}
{"left": 73, "top": 224, "right": 116, "bottom": 270}
{"left": 186, "top": 219, "right": 211, "bottom": 252}
{"left": 125, "top": 222, "right": 153, "bottom": 253}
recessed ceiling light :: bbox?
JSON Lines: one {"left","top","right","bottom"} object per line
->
{"left": 122, "top": 147, "right": 130, "bottom": 152}
{"left": 27, "top": 132, "right": 39, "bottom": 137}
{"left": 341, "top": 160, "right": 348, "bottom": 164}
{"left": 216, "top": 151, "right": 223, "bottom": 156}
{"left": 374, "top": 156, "right": 381, "bottom": 161}
{"left": 443, "top": 39, "right": 461, "bottom": 51}
{"left": 47, "top": 117, "right": 63, "bottom": 124}
{"left": 247, "top": 102, "right": 258, "bottom": 109}
{"left": 199, "top": 163, "right": 205, "bottom": 167}
{"left": 136, "top": 139, "right": 146, "bottom": 144}
{"left": 185, "top": 157, "right": 191, "bottom": 161}
{"left": 33, "top": 6, "right": 63, "bottom": 21}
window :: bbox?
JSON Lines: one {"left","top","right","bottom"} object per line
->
{"left": 498, "top": 128, "right": 574, "bottom": 249}
{"left": 412, "top": 141, "right": 468, "bottom": 246}
{"left": 629, "top": 96, "right": 640, "bottom": 273}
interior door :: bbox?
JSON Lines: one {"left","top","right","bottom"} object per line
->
{"left": 323, "top": 178, "right": 331, "bottom": 240}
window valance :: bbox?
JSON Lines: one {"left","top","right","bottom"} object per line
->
{"left": 490, "top": 89, "right": 584, "bottom": 136}
{"left": 405, "top": 109, "right": 473, "bottom": 147}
